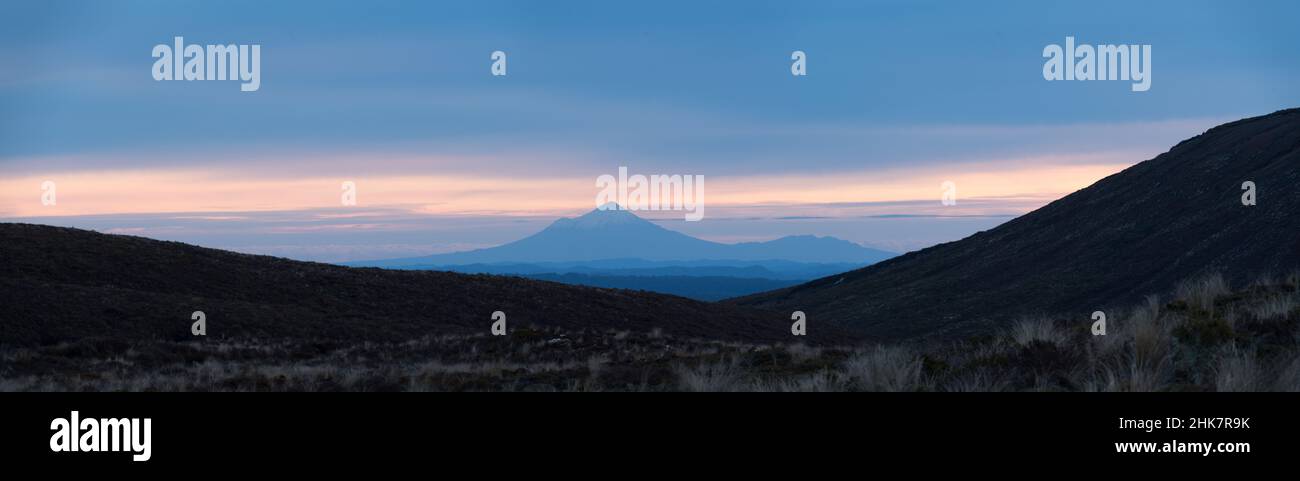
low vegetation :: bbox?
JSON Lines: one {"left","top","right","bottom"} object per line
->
{"left": 3, "top": 272, "right": 1298, "bottom": 392}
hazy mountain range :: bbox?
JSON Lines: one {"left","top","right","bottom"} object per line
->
{"left": 347, "top": 206, "right": 895, "bottom": 300}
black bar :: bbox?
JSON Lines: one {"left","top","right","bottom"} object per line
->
{"left": 3, "top": 393, "right": 1293, "bottom": 469}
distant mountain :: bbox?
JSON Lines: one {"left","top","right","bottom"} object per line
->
{"left": 735, "top": 108, "right": 1300, "bottom": 341}
{"left": 0, "top": 223, "right": 862, "bottom": 346}
{"left": 349, "top": 207, "right": 895, "bottom": 267}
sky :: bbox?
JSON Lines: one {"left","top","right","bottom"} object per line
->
{"left": 2, "top": 0, "right": 1298, "bottom": 261}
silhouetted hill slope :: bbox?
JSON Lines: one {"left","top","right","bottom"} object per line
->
{"left": 0, "top": 224, "right": 851, "bottom": 346}
{"left": 518, "top": 273, "right": 801, "bottom": 301}
{"left": 351, "top": 207, "right": 894, "bottom": 266}
{"left": 735, "top": 108, "right": 1300, "bottom": 340}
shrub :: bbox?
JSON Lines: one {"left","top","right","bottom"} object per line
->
{"left": 1213, "top": 347, "right": 1260, "bottom": 392}
{"left": 675, "top": 359, "right": 743, "bottom": 392}
{"left": 1173, "top": 314, "right": 1235, "bottom": 348}
{"left": 1175, "top": 273, "right": 1230, "bottom": 312}
{"left": 1248, "top": 294, "right": 1297, "bottom": 321}
{"left": 841, "top": 345, "right": 922, "bottom": 392}
{"left": 1010, "top": 318, "right": 1066, "bottom": 348}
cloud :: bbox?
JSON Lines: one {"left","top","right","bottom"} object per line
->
{"left": 2, "top": 149, "right": 1133, "bottom": 221}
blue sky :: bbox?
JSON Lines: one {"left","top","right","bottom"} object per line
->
{"left": 2, "top": 0, "right": 1298, "bottom": 260}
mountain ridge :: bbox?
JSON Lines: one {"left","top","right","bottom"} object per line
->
{"left": 734, "top": 108, "right": 1300, "bottom": 340}
{"left": 349, "top": 207, "right": 895, "bottom": 267}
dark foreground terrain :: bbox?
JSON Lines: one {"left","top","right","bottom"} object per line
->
{"left": 4, "top": 272, "right": 1296, "bottom": 391}
{"left": 0, "top": 223, "right": 853, "bottom": 346}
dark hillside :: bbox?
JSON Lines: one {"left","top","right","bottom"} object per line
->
{"left": 0, "top": 224, "right": 839, "bottom": 346}
{"left": 736, "top": 109, "right": 1300, "bottom": 340}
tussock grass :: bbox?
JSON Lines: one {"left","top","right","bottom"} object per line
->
{"left": 941, "top": 370, "right": 1009, "bottom": 392}
{"left": 748, "top": 370, "right": 841, "bottom": 392}
{"left": 1010, "top": 318, "right": 1066, "bottom": 348}
{"left": 676, "top": 358, "right": 744, "bottom": 392}
{"left": 1272, "top": 357, "right": 1300, "bottom": 392}
{"left": 841, "top": 345, "right": 924, "bottom": 392}
{"left": 1175, "top": 273, "right": 1231, "bottom": 312}
{"left": 1248, "top": 294, "right": 1297, "bottom": 320}
{"left": 1214, "top": 347, "right": 1260, "bottom": 392}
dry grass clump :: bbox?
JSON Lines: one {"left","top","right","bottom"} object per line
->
{"left": 841, "top": 345, "right": 924, "bottom": 392}
{"left": 1175, "top": 273, "right": 1231, "bottom": 312}
{"left": 1010, "top": 318, "right": 1067, "bottom": 348}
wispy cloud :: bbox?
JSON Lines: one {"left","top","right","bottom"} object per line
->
{"left": 3, "top": 149, "right": 1133, "bottom": 218}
